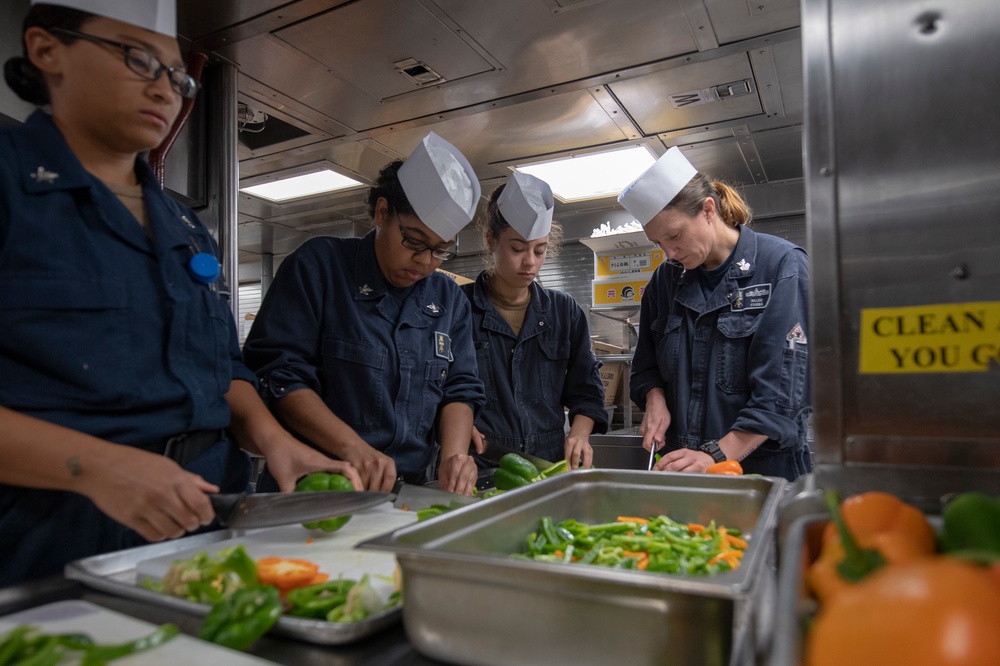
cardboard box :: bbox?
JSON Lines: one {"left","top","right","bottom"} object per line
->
{"left": 592, "top": 276, "right": 650, "bottom": 306}
{"left": 593, "top": 341, "right": 624, "bottom": 407}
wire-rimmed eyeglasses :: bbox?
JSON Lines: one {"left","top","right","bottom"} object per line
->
{"left": 50, "top": 28, "right": 201, "bottom": 99}
{"left": 395, "top": 212, "right": 457, "bottom": 261}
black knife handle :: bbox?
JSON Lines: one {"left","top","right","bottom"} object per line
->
{"left": 208, "top": 492, "right": 247, "bottom": 527}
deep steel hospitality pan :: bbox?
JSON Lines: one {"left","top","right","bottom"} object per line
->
{"left": 360, "top": 468, "right": 786, "bottom": 666}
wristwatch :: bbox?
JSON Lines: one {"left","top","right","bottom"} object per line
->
{"left": 699, "top": 439, "right": 727, "bottom": 463}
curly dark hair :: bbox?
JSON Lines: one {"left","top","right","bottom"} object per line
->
{"left": 3, "top": 6, "right": 93, "bottom": 106}
{"left": 365, "top": 160, "right": 416, "bottom": 221}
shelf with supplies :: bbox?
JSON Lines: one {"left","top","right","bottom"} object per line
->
{"left": 590, "top": 305, "right": 641, "bottom": 430}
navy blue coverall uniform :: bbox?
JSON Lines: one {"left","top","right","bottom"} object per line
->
{"left": 462, "top": 273, "right": 608, "bottom": 462}
{"left": 243, "top": 233, "right": 485, "bottom": 484}
{"left": 630, "top": 226, "right": 812, "bottom": 480}
{"left": 0, "top": 111, "right": 253, "bottom": 586}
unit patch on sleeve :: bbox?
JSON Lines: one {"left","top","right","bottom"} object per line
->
{"left": 434, "top": 331, "right": 454, "bottom": 361}
{"left": 731, "top": 284, "right": 771, "bottom": 311}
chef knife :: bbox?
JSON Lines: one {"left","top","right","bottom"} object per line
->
{"left": 389, "top": 479, "right": 481, "bottom": 512}
{"left": 208, "top": 490, "right": 391, "bottom": 529}
{"left": 478, "top": 440, "right": 554, "bottom": 473}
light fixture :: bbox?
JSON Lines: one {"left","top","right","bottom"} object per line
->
{"left": 514, "top": 145, "right": 657, "bottom": 203}
{"left": 240, "top": 168, "right": 364, "bottom": 203}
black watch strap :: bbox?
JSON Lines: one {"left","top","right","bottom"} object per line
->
{"left": 699, "top": 439, "right": 727, "bottom": 463}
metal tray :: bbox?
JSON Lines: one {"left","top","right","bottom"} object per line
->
{"left": 65, "top": 501, "right": 416, "bottom": 646}
{"left": 360, "top": 469, "right": 786, "bottom": 666}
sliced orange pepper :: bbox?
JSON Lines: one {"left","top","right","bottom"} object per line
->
{"left": 256, "top": 556, "right": 321, "bottom": 592}
{"left": 725, "top": 533, "right": 748, "bottom": 549}
{"left": 616, "top": 516, "right": 649, "bottom": 524}
{"left": 688, "top": 523, "right": 705, "bottom": 533}
{"left": 706, "top": 460, "right": 743, "bottom": 475}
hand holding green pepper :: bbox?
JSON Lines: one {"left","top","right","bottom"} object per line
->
{"left": 294, "top": 472, "right": 355, "bottom": 532}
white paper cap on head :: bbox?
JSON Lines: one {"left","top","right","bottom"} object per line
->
{"left": 31, "top": 0, "right": 176, "bottom": 37}
{"left": 617, "top": 146, "right": 698, "bottom": 226}
{"left": 497, "top": 172, "right": 554, "bottom": 241}
{"left": 398, "top": 131, "right": 481, "bottom": 241}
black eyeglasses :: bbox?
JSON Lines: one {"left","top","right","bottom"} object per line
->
{"left": 395, "top": 212, "right": 457, "bottom": 261}
{"left": 50, "top": 28, "right": 200, "bottom": 99}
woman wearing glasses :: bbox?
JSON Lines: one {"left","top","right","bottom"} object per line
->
{"left": 462, "top": 174, "right": 607, "bottom": 469}
{"left": 0, "top": 0, "right": 360, "bottom": 586}
{"left": 621, "top": 148, "right": 812, "bottom": 481}
{"left": 244, "top": 132, "right": 486, "bottom": 495}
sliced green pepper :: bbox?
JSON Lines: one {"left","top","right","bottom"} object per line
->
{"left": 286, "top": 579, "right": 357, "bottom": 618}
{"left": 198, "top": 585, "right": 282, "bottom": 652}
{"left": 294, "top": 472, "right": 355, "bottom": 532}
{"left": 79, "top": 624, "right": 179, "bottom": 666}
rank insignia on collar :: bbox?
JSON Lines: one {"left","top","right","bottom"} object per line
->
{"left": 426, "top": 303, "right": 440, "bottom": 314}
{"left": 359, "top": 284, "right": 373, "bottom": 295}
{"left": 30, "top": 166, "right": 59, "bottom": 184}
{"left": 737, "top": 258, "right": 751, "bottom": 272}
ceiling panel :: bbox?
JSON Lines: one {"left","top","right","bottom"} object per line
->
{"left": 609, "top": 53, "right": 763, "bottom": 134}
{"left": 705, "top": 0, "right": 800, "bottom": 44}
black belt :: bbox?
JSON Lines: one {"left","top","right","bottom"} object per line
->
{"left": 158, "top": 429, "right": 225, "bottom": 468}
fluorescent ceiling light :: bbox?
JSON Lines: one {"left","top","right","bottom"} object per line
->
{"left": 514, "top": 145, "right": 657, "bottom": 203}
{"left": 240, "top": 169, "right": 364, "bottom": 203}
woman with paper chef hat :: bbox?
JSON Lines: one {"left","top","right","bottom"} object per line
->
{"left": 244, "top": 132, "right": 487, "bottom": 495}
{"left": 462, "top": 173, "right": 607, "bottom": 469}
{"left": 620, "top": 147, "right": 812, "bottom": 481}
{"left": 0, "top": 0, "right": 362, "bottom": 587}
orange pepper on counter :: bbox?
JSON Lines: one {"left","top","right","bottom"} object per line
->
{"left": 706, "top": 460, "right": 743, "bottom": 475}
{"left": 256, "top": 556, "right": 323, "bottom": 593}
{"left": 806, "top": 491, "right": 937, "bottom": 604}
{"left": 806, "top": 557, "right": 1000, "bottom": 666}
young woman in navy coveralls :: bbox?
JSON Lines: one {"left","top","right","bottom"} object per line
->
{"left": 0, "top": 2, "right": 359, "bottom": 587}
{"left": 244, "top": 155, "right": 486, "bottom": 495}
{"left": 622, "top": 148, "right": 812, "bottom": 481}
{"left": 463, "top": 176, "right": 607, "bottom": 467}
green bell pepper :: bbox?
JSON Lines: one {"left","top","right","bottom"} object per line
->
{"left": 286, "top": 579, "right": 357, "bottom": 618}
{"left": 294, "top": 472, "right": 355, "bottom": 532}
{"left": 499, "top": 453, "right": 539, "bottom": 482}
{"left": 493, "top": 467, "right": 531, "bottom": 490}
{"left": 940, "top": 492, "right": 1000, "bottom": 563}
{"left": 198, "top": 585, "right": 282, "bottom": 652}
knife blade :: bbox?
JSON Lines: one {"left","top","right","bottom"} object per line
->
{"left": 389, "top": 480, "right": 481, "bottom": 512}
{"left": 209, "top": 490, "right": 391, "bottom": 529}
{"left": 478, "top": 440, "right": 553, "bottom": 473}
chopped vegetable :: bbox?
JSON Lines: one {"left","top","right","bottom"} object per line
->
{"left": 256, "top": 556, "right": 321, "bottom": 592}
{"left": 141, "top": 545, "right": 258, "bottom": 604}
{"left": 514, "top": 514, "right": 747, "bottom": 575}
{"left": 0, "top": 623, "right": 178, "bottom": 666}
{"left": 294, "top": 472, "right": 355, "bottom": 532}
{"left": 198, "top": 585, "right": 282, "bottom": 651}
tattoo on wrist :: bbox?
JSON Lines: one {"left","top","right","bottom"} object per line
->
{"left": 66, "top": 456, "right": 83, "bottom": 477}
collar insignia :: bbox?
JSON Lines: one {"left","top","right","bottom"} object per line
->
{"left": 30, "top": 166, "right": 59, "bottom": 184}
{"left": 359, "top": 284, "right": 373, "bottom": 296}
{"left": 737, "top": 258, "right": 751, "bottom": 272}
{"left": 426, "top": 303, "right": 440, "bottom": 314}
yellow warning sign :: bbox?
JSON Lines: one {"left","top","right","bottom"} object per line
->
{"left": 859, "top": 301, "right": 1000, "bottom": 373}
{"left": 595, "top": 249, "right": 665, "bottom": 277}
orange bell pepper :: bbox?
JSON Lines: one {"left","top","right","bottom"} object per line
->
{"left": 256, "top": 556, "right": 322, "bottom": 592}
{"left": 806, "top": 557, "right": 1000, "bottom": 666}
{"left": 806, "top": 491, "right": 937, "bottom": 604}
{"left": 706, "top": 460, "right": 743, "bottom": 475}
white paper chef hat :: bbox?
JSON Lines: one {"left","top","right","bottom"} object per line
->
{"left": 398, "top": 132, "right": 481, "bottom": 241}
{"left": 617, "top": 146, "right": 698, "bottom": 226}
{"left": 497, "top": 172, "right": 554, "bottom": 241}
{"left": 31, "top": 0, "right": 176, "bottom": 37}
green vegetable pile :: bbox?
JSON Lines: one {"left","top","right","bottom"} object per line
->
{"left": 486, "top": 453, "right": 570, "bottom": 496}
{"left": 514, "top": 514, "right": 748, "bottom": 575}
{"left": 0, "top": 623, "right": 178, "bottom": 666}
{"left": 285, "top": 575, "right": 400, "bottom": 622}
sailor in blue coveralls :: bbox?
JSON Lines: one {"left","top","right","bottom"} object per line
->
{"left": 463, "top": 173, "right": 607, "bottom": 467}
{"left": 620, "top": 147, "right": 812, "bottom": 481}
{"left": 244, "top": 132, "right": 487, "bottom": 494}
{"left": 0, "top": 0, "right": 359, "bottom": 587}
